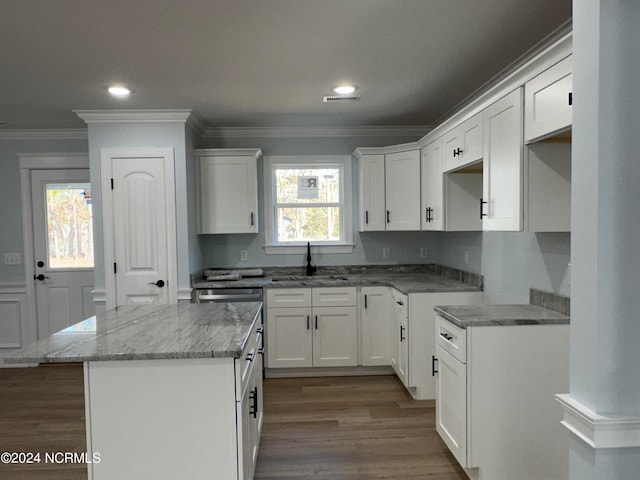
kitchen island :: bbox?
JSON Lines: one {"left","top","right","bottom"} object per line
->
{"left": 6, "top": 303, "right": 264, "bottom": 480}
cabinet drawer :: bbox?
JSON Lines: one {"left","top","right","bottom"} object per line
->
{"left": 312, "top": 287, "right": 357, "bottom": 307}
{"left": 391, "top": 289, "right": 408, "bottom": 317}
{"left": 266, "top": 288, "right": 311, "bottom": 308}
{"left": 435, "top": 314, "right": 467, "bottom": 363}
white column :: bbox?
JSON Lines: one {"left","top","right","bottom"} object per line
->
{"left": 559, "top": 1, "right": 640, "bottom": 478}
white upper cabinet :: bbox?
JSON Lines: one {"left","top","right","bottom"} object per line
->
{"left": 524, "top": 55, "right": 572, "bottom": 143}
{"left": 443, "top": 113, "right": 483, "bottom": 173}
{"left": 358, "top": 154, "right": 386, "bottom": 231}
{"left": 482, "top": 88, "right": 524, "bottom": 231}
{"left": 421, "top": 138, "right": 444, "bottom": 231}
{"left": 385, "top": 150, "right": 421, "bottom": 230}
{"left": 196, "top": 149, "right": 261, "bottom": 234}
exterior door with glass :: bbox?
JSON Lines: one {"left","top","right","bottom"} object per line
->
{"left": 31, "top": 169, "right": 95, "bottom": 338}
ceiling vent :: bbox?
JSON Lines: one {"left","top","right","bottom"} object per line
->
{"left": 323, "top": 95, "right": 361, "bottom": 103}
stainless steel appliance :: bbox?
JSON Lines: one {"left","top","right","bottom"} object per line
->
{"left": 195, "top": 288, "right": 263, "bottom": 303}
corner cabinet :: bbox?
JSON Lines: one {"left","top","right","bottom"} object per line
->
{"left": 356, "top": 149, "right": 421, "bottom": 231}
{"left": 196, "top": 149, "right": 261, "bottom": 234}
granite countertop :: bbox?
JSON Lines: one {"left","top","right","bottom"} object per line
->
{"left": 193, "top": 264, "right": 483, "bottom": 295}
{"left": 4, "top": 303, "right": 262, "bottom": 364}
{"left": 434, "top": 304, "right": 569, "bottom": 329}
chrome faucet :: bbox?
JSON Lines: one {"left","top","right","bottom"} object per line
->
{"left": 306, "top": 242, "right": 316, "bottom": 276}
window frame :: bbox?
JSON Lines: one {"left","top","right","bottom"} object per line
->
{"left": 263, "top": 155, "right": 354, "bottom": 254}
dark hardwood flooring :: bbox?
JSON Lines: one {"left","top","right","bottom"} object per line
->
{"left": 0, "top": 365, "right": 466, "bottom": 480}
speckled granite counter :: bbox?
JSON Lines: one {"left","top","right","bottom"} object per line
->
{"left": 193, "top": 264, "right": 483, "bottom": 295}
{"left": 434, "top": 304, "right": 569, "bottom": 329}
{"left": 5, "top": 303, "right": 262, "bottom": 364}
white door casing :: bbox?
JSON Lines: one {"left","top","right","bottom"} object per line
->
{"left": 101, "top": 148, "right": 177, "bottom": 308}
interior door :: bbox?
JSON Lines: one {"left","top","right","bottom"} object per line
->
{"left": 31, "top": 169, "right": 95, "bottom": 337}
{"left": 105, "top": 151, "right": 177, "bottom": 307}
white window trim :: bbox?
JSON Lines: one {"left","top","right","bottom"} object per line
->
{"left": 263, "top": 155, "right": 353, "bottom": 254}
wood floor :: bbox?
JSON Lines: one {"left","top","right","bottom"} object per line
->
{"left": 0, "top": 365, "right": 466, "bottom": 480}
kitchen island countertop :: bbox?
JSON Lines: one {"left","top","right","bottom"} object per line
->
{"left": 4, "top": 303, "right": 262, "bottom": 364}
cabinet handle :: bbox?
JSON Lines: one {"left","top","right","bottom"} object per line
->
{"left": 440, "top": 332, "right": 453, "bottom": 341}
{"left": 400, "top": 325, "right": 405, "bottom": 342}
{"left": 386, "top": 210, "right": 390, "bottom": 223}
{"left": 365, "top": 210, "right": 369, "bottom": 225}
{"left": 250, "top": 212, "right": 254, "bottom": 226}
{"left": 258, "top": 347, "right": 264, "bottom": 356}
{"left": 364, "top": 294, "right": 368, "bottom": 309}
{"left": 432, "top": 355, "right": 439, "bottom": 376}
{"left": 568, "top": 92, "right": 573, "bottom": 106}
{"left": 307, "top": 315, "right": 310, "bottom": 330}
{"left": 480, "top": 198, "right": 488, "bottom": 219}
{"left": 453, "top": 147, "right": 463, "bottom": 157}
{"left": 246, "top": 352, "right": 255, "bottom": 362}
{"left": 396, "top": 300, "right": 404, "bottom": 306}
{"left": 256, "top": 327, "right": 264, "bottom": 335}
{"left": 425, "top": 207, "right": 429, "bottom": 223}
{"left": 249, "top": 387, "right": 258, "bottom": 418}
{"left": 315, "top": 315, "right": 318, "bottom": 330}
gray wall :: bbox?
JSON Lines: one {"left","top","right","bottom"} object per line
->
{"left": 0, "top": 136, "right": 88, "bottom": 285}
{"left": 435, "top": 231, "right": 570, "bottom": 304}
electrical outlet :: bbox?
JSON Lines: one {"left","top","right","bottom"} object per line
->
{"left": 463, "top": 251, "right": 470, "bottom": 265}
{"left": 240, "top": 250, "right": 248, "bottom": 261}
{"left": 420, "top": 247, "right": 428, "bottom": 258}
{"left": 3, "top": 253, "right": 21, "bottom": 265}
{"left": 382, "top": 247, "right": 391, "bottom": 259}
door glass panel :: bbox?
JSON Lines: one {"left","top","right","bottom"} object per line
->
{"left": 45, "top": 183, "right": 94, "bottom": 269}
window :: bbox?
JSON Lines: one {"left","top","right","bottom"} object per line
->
{"left": 264, "top": 156, "right": 353, "bottom": 253}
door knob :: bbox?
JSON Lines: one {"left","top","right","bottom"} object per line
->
{"left": 34, "top": 274, "right": 49, "bottom": 281}
{"left": 148, "top": 280, "right": 165, "bottom": 288}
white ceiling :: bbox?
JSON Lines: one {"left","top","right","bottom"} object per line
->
{"left": 0, "top": 0, "right": 571, "bottom": 131}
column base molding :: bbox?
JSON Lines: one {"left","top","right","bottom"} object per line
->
{"left": 556, "top": 394, "right": 640, "bottom": 449}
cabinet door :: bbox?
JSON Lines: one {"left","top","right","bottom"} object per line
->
{"left": 396, "top": 315, "right": 409, "bottom": 386}
{"left": 524, "top": 55, "right": 572, "bottom": 143}
{"left": 385, "top": 150, "right": 421, "bottom": 230}
{"left": 312, "top": 306, "right": 357, "bottom": 367}
{"left": 443, "top": 113, "right": 483, "bottom": 173}
{"left": 199, "top": 155, "right": 258, "bottom": 234}
{"left": 421, "top": 139, "right": 444, "bottom": 231}
{"left": 266, "top": 307, "right": 312, "bottom": 368}
{"left": 435, "top": 344, "right": 468, "bottom": 468}
{"left": 358, "top": 154, "right": 386, "bottom": 231}
{"left": 482, "top": 88, "right": 524, "bottom": 231}
{"left": 361, "top": 287, "right": 392, "bottom": 366}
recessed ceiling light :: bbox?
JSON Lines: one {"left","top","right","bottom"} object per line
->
{"left": 333, "top": 84, "right": 356, "bottom": 95}
{"left": 106, "top": 85, "right": 133, "bottom": 97}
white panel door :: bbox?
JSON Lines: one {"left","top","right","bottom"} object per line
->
{"left": 384, "top": 150, "right": 421, "bottom": 230}
{"left": 312, "top": 307, "right": 357, "bottom": 367}
{"left": 31, "top": 169, "right": 95, "bottom": 337}
{"left": 421, "top": 139, "right": 444, "bottom": 231}
{"left": 483, "top": 89, "right": 524, "bottom": 231}
{"left": 266, "top": 307, "right": 313, "bottom": 368}
{"left": 102, "top": 149, "right": 177, "bottom": 308}
{"left": 435, "top": 344, "right": 468, "bottom": 468}
{"left": 358, "top": 154, "right": 386, "bottom": 231}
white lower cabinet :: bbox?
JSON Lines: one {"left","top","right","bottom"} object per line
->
{"left": 390, "top": 289, "right": 409, "bottom": 385}
{"left": 434, "top": 314, "right": 569, "bottom": 480}
{"left": 266, "top": 287, "right": 357, "bottom": 369}
{"left": 360, "top": 286, "right": 392, "bottom": 366}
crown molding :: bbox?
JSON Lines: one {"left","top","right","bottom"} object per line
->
{"left": 74, "top": 109, "right": 193, "bottom": 124}
{"left": 193, "top": 148, "right": 263, "bottom": 159}
{"left": 0, "top": 129, "right": 88, "bottom": 140}
{"left": 202, "top": 125, "right": 430, "bottom": 139}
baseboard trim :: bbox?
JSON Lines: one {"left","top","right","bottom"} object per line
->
{"left": 556, "top": 393, "right": 640, "bottom": 448}
{"left": 265, "top": 365, "right": 394, "bottom": 379}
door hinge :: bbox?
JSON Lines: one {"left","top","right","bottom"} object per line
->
{"left": 113, "top": 262, "right": 117, "bottom": 274}
{"left": 110, "top": 178, "right": 114, "bottom": 190}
